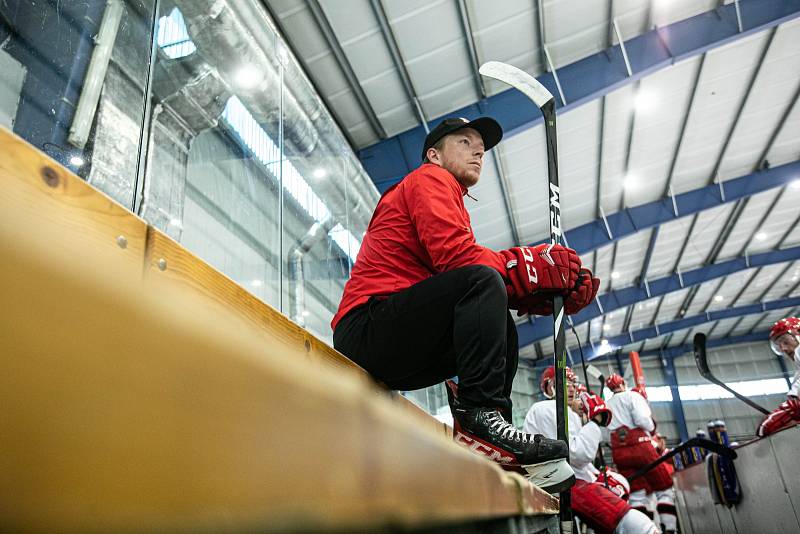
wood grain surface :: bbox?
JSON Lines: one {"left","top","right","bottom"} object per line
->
{"left": 0, "top": 127, "right": 558, "bottom": 530}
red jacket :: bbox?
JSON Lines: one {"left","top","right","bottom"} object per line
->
{"left": 331, "top": 163, "right": 507, "bottom": 330}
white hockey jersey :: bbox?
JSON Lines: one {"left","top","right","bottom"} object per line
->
{"left": 523, "top": 400, "right": 600, "bottom": 483}
{"left": 605, "top": 390, "right": 655, "bottom": 433}
{"left": 789, "top": 345, "right": 800, "bottom": 397}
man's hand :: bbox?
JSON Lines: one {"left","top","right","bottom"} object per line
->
{"left": 501, "top": 244, "right": 580, "bottom": 300}
{"left": 579, "top": 392, "right": 612, "bottom": 427}
{"left": 508, "top": 292, "right": 553, "bottom": 316}
{"left": 565, "top": 268, "right": 600, "bottom": 314}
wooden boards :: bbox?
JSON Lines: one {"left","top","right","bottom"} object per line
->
{"left": 0, "top": 127, "right": 558, "bottom": 530}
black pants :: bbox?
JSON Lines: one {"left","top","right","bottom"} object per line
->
{"left": 333, "top": 265, "right": 519, "bottom": 412}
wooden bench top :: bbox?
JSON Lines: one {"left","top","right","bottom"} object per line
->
{"left": 0, "top": 127, "right": 558, "bottom": 531}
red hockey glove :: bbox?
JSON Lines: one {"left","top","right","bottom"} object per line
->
{"left": 501, "top": 244, "right": 581, "bottom": 300}
{"left": 565, "top": 268, "right": 600, "bottom": 315}
{"left": 508, "top": 292, "right": 554, "bottom": 317}
{"left": 596, "top": 468, "right": 631, "bottom": 500}
{"left": 757, "top": 400, "right": 800, "bottom": 437}
{"left": 580, "top": 392, "right": 612, "bottom": 427}
{"left": 632, "top": 384, "right": 648, "bottom": 399}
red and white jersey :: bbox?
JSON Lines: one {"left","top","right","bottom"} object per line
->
{"left": 606, "top": 390, "right": 655, "bottom": 434}
{"left": 789, "top": 345, "right": 800, "bottom": 397}
{"left": 523, "top": 400, "right": 600, "bottom": 483}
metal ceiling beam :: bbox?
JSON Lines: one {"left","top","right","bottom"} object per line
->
{"left": 673, "top": 27, "right": 777, "bottom": 318}
{"left": 359, "top": 0, "right": 800, "bottom": 191}
{"left": 540, "top": 159, "right": 800, "bottom": 254}
{"left": 534, "top": 0, "right": 548, "bottom": 72}
{"left": 643, "top": 330, "right": 769, "bottom": 359}
{"left": 304, "top": 0, "right": 388, "bottom": 140}
{"left": 581, "top": 330, "right": 770, "bottom": 368}
{"left": 368, "top": 0, "right": 429, "bottom": 132}
{"left": 638, "top": 227, "right": 659, "bottom": 287}
{"left": 663, "top": 54, "right": 706, "bottom": 196}
{"left": 456, "top": 0, "right": 486, "bottom": 99}
{"left": 578, "top": 296, "right": 800, "bottom": 360}
{"left": 491, "top": 146, "right": 522, "bottom": 245}
{"left": 517, "top": 245, "right": 800, "bottom": 346}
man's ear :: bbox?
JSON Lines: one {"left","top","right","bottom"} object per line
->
{"left": 426, "top": 147, "right": 441, "bottom": 165}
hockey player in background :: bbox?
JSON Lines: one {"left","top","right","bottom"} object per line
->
{"left": 758, "top": 317, "right": 800, "bottom": 436}
{"left": 605, "top": 374, "right": 677, "bottom": 534}
{"left": 524, "top": 367, "right": 659, "bottom": 534}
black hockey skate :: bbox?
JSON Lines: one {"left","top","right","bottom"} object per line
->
{"left": 445, "top": 380, "right": 575, "bottom": 493}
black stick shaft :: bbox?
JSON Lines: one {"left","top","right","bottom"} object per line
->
{"left": 628, "top": 437, "right": 737, "bottom": 480}
{"left": 542, "top": 99, "right": 572, "bottom": 530}
{"left": 694, "top": 333, "right": 770, "bottom": 415}
{"left": 708, "top": 376, "right": 771, "bottom": 415}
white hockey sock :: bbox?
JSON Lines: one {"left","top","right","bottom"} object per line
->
{"left": 615, "top": 509, "right": 659, "bottom": 534}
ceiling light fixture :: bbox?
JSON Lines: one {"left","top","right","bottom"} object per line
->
{"left": 634, "top": 91, "right": 656, "bottom": 113}
{"left": 313, "top": 168, "right": 327, "bottom": 179}
{"left": 69, "top": 155, "right": 85, "bottom": 167}
{"left": 714, "top": 295, "right": 724, "bottom": 302}
{"left": 234, "top": 65, "right": 262, "bottom": 89}
{"left": 755, "top": 232, "right": 768, "bottom": 241}
{"left": 611, "top": 271, "right": 621, "bottom": 279}
{"left": 251, "top": 279, "right": 263, "bottom": 287}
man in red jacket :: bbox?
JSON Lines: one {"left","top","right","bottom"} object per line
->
{"left": 332, "top": 117, "right": 599, "bottom": 482}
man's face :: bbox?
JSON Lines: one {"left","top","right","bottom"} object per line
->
{"left": 427, "top": 128, "right": 485, "bottom": 188}
{"left": 774, "top": 332, "right": 799, "bottom": 357}
{"left": 545, "top": 378, "right": 579, "bottom": 403}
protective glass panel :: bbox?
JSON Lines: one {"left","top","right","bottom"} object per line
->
{"left": 0, "top": 0, "right": 155, "bottom": 208}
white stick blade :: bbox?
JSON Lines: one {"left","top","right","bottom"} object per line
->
{"left": 479, "top": 61, "right": 554, "bottom": 108}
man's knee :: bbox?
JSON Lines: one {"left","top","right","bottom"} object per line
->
{"left": 463, "top": 264, "right": 506, "bottom": 293}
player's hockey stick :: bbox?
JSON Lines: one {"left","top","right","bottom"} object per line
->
{"left": 479, "top": 61, "right": 572, "bottom": 532}
{"left": 693, "top": 333, "right": 769, "bottom": 415}
{"left": 627, "top": 437, "right": 737, "bottom": 481}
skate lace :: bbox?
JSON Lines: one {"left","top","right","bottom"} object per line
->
{"left": 486, "top": 413, "right": 530, "bottom": 444}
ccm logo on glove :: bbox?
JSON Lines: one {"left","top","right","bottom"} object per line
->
{"left": 501, "top": 244, "right": 580, "bottom": 301}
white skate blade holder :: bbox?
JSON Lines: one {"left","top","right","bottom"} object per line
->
{"left": 522, "top": 458, "right": 576, "bottom": 495}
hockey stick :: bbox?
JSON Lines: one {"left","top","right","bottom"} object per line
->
{"left": 627, "top": 437, "right": 737, "bottom": 480}
{"left": 693, "top": 333, "right": 770, "bottom": 415}
{"left": 479, "top": 61, "right": 572, "bottom": 532}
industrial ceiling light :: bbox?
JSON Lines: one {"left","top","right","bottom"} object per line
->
{"left": 251, "top": 279, "right": 263, "bottom": 287}
{"left": 791, "top": 179, "right": 800, "bottom": 190}
{"left": 234, "top": 65, "right": 262, "bottom": 89}
{"left": 69, "top": 155, "right": 85, "bottom": 167}
{"left": 313, "top": 168, "right": 327, "bottom": 179}
{"left": 302, "top": 310, "right": 311, "bottom": 317}
{"left": 611, "top": 271, "right": 621, "bottom": 279}
{"left": 714, "top": 295, "right": 724, "bottom": 302}
{"left": 603, "top": 323, "right": 610, "bottom": 331}
{"left": 755, "top": 231, "right": 768, "bottom": 241}
{"left": 623, "top": 173, "right": 637, "bottom": 189}
{"left": 634, "top": 90, "right": 655, "bottom": 113}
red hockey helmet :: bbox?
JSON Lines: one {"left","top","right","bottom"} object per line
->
{"left": 769, "top": 317, "right": 800, "bottom": 355}
{"left": 540, "top": 366, "right": 577, "bottom": 398}
{"left": 606, "top": 373, "right": 626, "bottom": 392}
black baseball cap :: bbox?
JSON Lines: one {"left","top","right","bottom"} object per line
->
{"left": 421, "top": 116, "right": 503, "bottom": 161}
